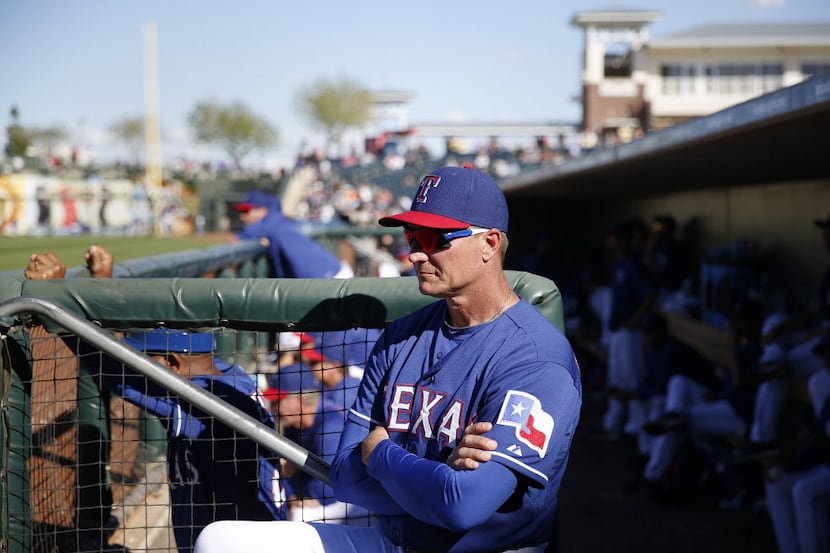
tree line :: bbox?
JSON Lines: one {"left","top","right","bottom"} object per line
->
{"left": 5, "top": 77, "right": 373, "bottom": 168}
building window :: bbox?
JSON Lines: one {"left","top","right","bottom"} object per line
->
{"left": 604, "top": 42, "right": 632, "bottom": 78}
{"left": 802, "top": 63, "right": 830, "bottom": 77}
{"left": 704, "top": 63, "right": 783, "bottom": 95}
{"left": 660, "top": 64, "right": 696, "bottom": 94}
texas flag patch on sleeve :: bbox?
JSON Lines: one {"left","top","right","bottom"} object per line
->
{"left": 496, "top": 390, "right": 554, "bottom": 457}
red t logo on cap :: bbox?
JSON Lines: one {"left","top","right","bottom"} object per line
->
{"left": 415, "top": 175, "right": 441, "bottom": 204}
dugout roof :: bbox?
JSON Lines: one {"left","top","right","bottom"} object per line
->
{"left": 500, "top": 73, "right": 830, "bottom": 200}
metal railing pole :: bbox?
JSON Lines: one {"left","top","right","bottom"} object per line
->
{"left": 0, "top": 296, "right": 331, "bottom": 485}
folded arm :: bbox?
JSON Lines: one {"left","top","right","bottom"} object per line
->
{"left": 330, "top": 417, "right": 407, "bottom": 516}
{"left": 366, "top": 435, "right": 518, "bottom": 531}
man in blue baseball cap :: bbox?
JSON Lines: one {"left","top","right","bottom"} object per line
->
{"left": 304, "top": 328, "right": 381, "bottom": 410}
{"left": 96, "top": 328, "right": 288, "bottom": 552}
{"left": 195, "top": 166, "right": 582, "bottom": 553}
{"left": 265, "top": 364, "right": 371, "bottom": 526}
{"left": 232, "top": 190, "right": 354, "bottom": 279}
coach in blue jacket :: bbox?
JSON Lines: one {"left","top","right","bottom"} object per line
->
{"left": 234, "top": 191, "right": 353, "bottom": 279}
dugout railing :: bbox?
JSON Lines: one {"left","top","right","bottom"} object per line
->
{"left": 0, "top": 239, "right": 274, "bottom": 553}
{"left": 0, "top": 271, "right": 563, "bottom": 553}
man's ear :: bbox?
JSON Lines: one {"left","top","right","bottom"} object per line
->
{"left": 146, "top": 352, "right": 171, "bottom": 368}
{"left": 482, "top": 229, "right": 501, "bottom": 261}
{"left": 165, "top": 352, "right": 184, "bottom": 371}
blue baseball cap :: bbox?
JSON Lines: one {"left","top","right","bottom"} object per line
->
{"left": 266, "top": 363, "right": 321, "bottom": 398}
{"left": 311, "top": 328, "right": 381, "bottom": 369}
{"left": 378, "top": 166, "right": 508, "bottom": 232}
{"left": 124, "top": 329, "right": 215, "bottom": 354}
{"left": 234, "top": 191, "right": 282, "bottom": 213}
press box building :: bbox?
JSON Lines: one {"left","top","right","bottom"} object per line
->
{"left": 571, "top": 8, "right": 830, "bottom": 134}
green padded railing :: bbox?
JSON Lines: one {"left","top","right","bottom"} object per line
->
{"left": 6, "top": 271, "right": 563, "bottom": 333}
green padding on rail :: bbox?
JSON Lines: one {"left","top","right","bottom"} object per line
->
{"left": 0, "top": 272, "right": 25, "bottom": 306}
{"left": 18, "top": 271, "right": 564, "bottom": 333}
{"left": 1, "top": 331, "right": 33, "bottom": 553}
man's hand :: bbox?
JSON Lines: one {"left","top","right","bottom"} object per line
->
{"left": 447, "top": 422, "right": 498, "bottom": 470}
{"left": 280, "top": 458, "right": 298, "bottom": 478}
{"left": 288, "top": 497, "right": 322, "bottom": 522}
{"left": 24, "top": 252, "right": 66, "bottom": 280}
{"left": 85, "top": 244, "right": 114, "bottom": 278}
{"left": 361, "top": 425, "right": 390, "bottom": 465}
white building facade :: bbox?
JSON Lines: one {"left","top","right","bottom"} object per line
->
{"left": 571, "top": 9, "right": 830, "bottom": 134}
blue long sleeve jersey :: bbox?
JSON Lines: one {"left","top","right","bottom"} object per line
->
{"left": 237, "top": 210, "right": 341, "bottom": 278}
{"left": 330, "top": 299, "right": 583, "bottom": 553}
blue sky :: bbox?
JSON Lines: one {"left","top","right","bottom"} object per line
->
{"left": 2, "top": 0, "right": 829, "bottom": 169}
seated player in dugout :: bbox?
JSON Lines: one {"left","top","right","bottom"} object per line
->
{"left": 24, "top": 246, "right": 287, "bottom": 553}
{"left": 194, "top": 166, "right": 583, "bottom": 553}
{"left": 303, "top": 328, "right": 383, "bottom": 410}
{"left": 264, "top": 364, "right": 373, "bottom": 526}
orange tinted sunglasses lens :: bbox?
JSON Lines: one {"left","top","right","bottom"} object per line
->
{"left": 404, "top": 229, "right": 445, "bottom": 253}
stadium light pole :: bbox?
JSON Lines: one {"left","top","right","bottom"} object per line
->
{"left": 143, "top": 21, "right": 164, "bottom": 236}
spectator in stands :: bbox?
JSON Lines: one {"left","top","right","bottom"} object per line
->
{"left": 266, "top": 364, "right": 372, "bottom": 526}
{"left": 602, "top": 220, "right": 657, "bottom": 440}
{"left": 375, "top": 233, "right": 407, "bottom": 277}
{"left": 25, "top": 247, "right": 288, "bottom": 553}
{"left": 233, "top": 190, "right": 353, "bottom": 278}
{"left": 763, "top": 334, "right": 830, "bottom": 553}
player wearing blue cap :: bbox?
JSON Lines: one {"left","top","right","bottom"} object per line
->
{"left": 308, "top": 328, "right": 381, "bottom": 409}
{"left": 268, "top": 364, "right": 372, "bottom": 525}
{"left": 195, "top": 166, "right": 582, "bottom": 553}
{"left": 81, "top": 328, "right": 287, "bottom": 552}
{"left": 233, "top": 190, "right": 353, "bottom": 279}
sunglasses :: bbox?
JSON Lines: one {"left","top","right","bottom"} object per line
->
{"left": 404, "top": 227, "right": 489, "bottom": 254}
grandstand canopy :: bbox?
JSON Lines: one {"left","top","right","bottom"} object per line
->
{"left": 648, "top": 23, "right": 830, "bottom": 49}
{"left": 501, "top": 74, "right": 830, "bottom": 200}
{"left": 570, "top": 8, "right": 661, "bottom": 28}
{"left": 410, "top": 122, "right": 577, "bottom": 138}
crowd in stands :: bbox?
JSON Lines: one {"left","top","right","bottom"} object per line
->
{"left": 271, "top": 136, "right": 586, "bottom": 278}
{"left": 2, "top": 126, "right": 643, "bottom": 243}
{"left": 288, "top": 135, "right": 583, "bottom": 227}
